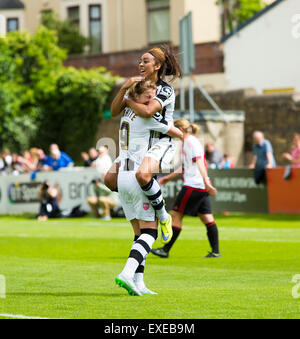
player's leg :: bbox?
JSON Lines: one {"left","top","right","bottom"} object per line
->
{"left": 116, "top": 219, "right": 143, "bottom": 296}
{"left": 104, "top": 162, "right": 119, "bottom": 191}
{"left": 134, "top": 220, "right": 158, "bottom": 295}
{"left": 199, "top": 213, "right": 221, "bottom": 258}
{"left": 117, "top": 221, "right": 158, "bottom": 296}
{"left": 136, "top": 157, "right": 172, "bottom": 243}
{"left": 151, "top": 210, "right": 183, "bottom": 258}
{"left": 87, "top": 197, "right": 101, "bottom": 218}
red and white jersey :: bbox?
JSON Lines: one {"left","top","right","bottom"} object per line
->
{"left": 182, "top": 135, "right": 207, "bottom": 190}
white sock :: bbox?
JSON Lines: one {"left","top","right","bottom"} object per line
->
{"left": 141, "top": 178, "right": 169, "bottom": 222}
{"left": 121, "top": 232, "right": 156, "bottom": 279}
{"left": 134, "top": 260, "right": 146, "bottom": 290}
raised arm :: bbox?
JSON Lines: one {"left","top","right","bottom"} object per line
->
{"left": 111, "top": 77, "right": 144, "bottom": 117}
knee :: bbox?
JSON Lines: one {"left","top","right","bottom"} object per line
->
{"left": 88, "top": 197, "right": 97, "bottom": 205}
{"left": 136, "top": 169, "right": 151, "bottom": 187}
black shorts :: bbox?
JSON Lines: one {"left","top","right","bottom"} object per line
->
{"left": 173, "top": 186, "right": 212, "bottom": 216}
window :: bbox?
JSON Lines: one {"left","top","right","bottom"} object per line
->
{"left": 7, "top": 18, "right": 19, "bottom": 32}
{"left": 147, "top": 0, "right": 170, "bottom": 44}
{"left": 89, "top": 5, "right": 102, "bottom": 53}
{"left": 67, "top": 6, "right": 80, "bottom": 29}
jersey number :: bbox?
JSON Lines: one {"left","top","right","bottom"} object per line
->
{"left": 120, "top": 122, "right": 130, "bottom": 150}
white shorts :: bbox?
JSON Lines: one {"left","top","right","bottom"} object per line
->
{"left": 118, "top": 171, "right": 156, "bottom": 222}
{"left": 145, "top": 138, "right": 176, "bottom": 173}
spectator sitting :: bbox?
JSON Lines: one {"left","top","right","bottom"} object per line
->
{"left": 88, "top": 178, "right": 120, "bottom": 221}
{"left": 11, "top": 153, "right": 24, "bottom": 175}
{"left": 81, "top": 147, "right": 99, "bottom": 167}
{"left": 248, "top": 131, "right": 276, "bottom": 184}
{"left": 282, "top": 133, "right": 300, "bottom": 168}
{"left": 95, "top": 146, "right": 113, "bottom": 181}
{"left": 222, "top": 153, "right": 235, "bottom": 169}
{"left": 22, "top": 150, "right": 35, "bottom": 173}
{"left": 0, "top": 149, "right": 12, "bottom": 174}
{"left": 205, "top": 142, "right": 224, "bottom": 169}
{"left": 36, "top": 149, "right": 47, "bottom": 171}
{"left": 44, "top": 144, "right": 74, "bottom": 171}
{"left": 37, "top": 181, "right": 62, "bottom": 221}
{"left": 0, "top": 153, "right": 5, "bottom": 173}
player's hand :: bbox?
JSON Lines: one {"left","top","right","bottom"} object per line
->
{"left": 205, "top": 182, "right": 217, "bottom": 196}
{"left": 159, "top": 176, "right": 169, "bottom": 186}
{"left": 121, "top": 76, "right": 144, "bottom": 90}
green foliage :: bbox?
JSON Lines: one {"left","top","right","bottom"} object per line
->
{"left": 36, "top": 67, "right": 116, "bottom": 161}
{"left": 0, "top": 27, "right": 65, "bottom": 152}
{"left": 0, "top": 27, "right": 117, "bottom": 157}
{"left": 217, "top": 0, "right": 268, "bottom": 34}
{"left": 41, "top": 12, "right": 90, "bottom": 55}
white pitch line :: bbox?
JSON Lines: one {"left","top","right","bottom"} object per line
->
{"left": 0, "top": 313, "right": 50, "bottom": 319}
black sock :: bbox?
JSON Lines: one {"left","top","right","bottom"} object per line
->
{"left": 163, "top": 227, "right": 182, "bottom": 252}
{"left": 205, "top": 222, "right": 219, "bottom": 254}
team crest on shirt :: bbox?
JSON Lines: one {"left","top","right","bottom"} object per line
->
{"left": 143, "top": 203, "right": 150, "bottom": 211}
{"left": 159, "top": 86, "right": 173, "bottom": 99}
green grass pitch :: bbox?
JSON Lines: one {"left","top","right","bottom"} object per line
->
{"left": 0, "top": 214, "right": 299, "bottom": 319}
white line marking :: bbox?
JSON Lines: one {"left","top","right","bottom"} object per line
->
{"left": 0, "top": 313, "right": 50, "bottom": 319}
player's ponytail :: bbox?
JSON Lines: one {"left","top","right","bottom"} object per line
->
{"left": 190, "top": 123, "right": 200, "bottom": 135}
{"left": 148, "top": 45, "right": 182, "bottom": 82}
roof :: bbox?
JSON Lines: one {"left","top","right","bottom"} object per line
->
{"left": 0, "top": 0, "right": 25, "bottom": 10}
{"left": 221, "top": 0, "right": 285, "bottom": 43}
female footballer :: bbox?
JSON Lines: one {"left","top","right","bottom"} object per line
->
{"left": 105, "top": 45, "right": 182, "bottom": 244}
{"left": 115, "top": 81, "right": 182, "bottom": 296}
{"left": 151, "top": 118, "right": 221, "bottom": 259}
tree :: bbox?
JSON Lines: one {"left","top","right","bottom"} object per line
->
{"left": 0, "top": 27, "right": 117, "bottom": 158}
{"left": 41, "top": 12, "right": 90, "bottom": 55}
{"left": 0, "top": 27, "right": 66, "bottom": 152}
{"left": 217, "top": 0, "right": 268, "bottom": 35}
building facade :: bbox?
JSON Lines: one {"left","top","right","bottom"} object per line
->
{"left": 0, "top": 0, "right": 226, "bottom": 89}
{"left": 223, "top": 0, "right": 300, "bottom": 93}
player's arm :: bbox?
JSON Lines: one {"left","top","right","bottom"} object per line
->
{"left": 159, "top": 166, "right": 182, "bottom": 186}
{"left": 167, "top": 126, "right": 183, "bottom": 140}
{"left": 111, "top": 77, "right": 143, "bottom": 117}
{"left": 125, "top": 98, "right": 162, "bottom": 118}
{"left": 195, "top": 157, "right": 217, "bottom": 196}
{"left": 111, "top": 89, "right": 126, "bottom": 117}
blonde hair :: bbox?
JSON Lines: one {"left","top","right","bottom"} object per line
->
{"left": 127, "top": 80, "right": 157, "bottom": 100}
{"left": 29, "top": 148, "right": 39, "bottom": 161}
{"left": 174, "top": 118, "right": 199, "bottom": 135}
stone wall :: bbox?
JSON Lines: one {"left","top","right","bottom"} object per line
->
{"left": 97, "top": 88, "right": 300, "bottom": 167}
{"left": 64, "top": 42, "right": 223, "bottom": 78}
{"left": 178, "top": 88, "right": 300, "bottom": 166}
